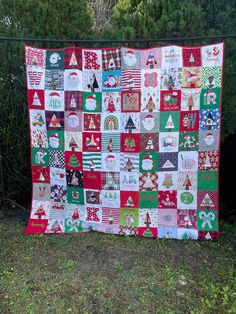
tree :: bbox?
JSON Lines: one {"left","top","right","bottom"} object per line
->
{"left": 125, "top": 116, "right": 136, "bottom": 133}
{"left": 144, "top": 212, "right": 151, "bottom": 227}
{"left": 68, "top": 154, "right": 80, "bottom": 167}
{"left": 34, "top": 204, "right": 46, "bottom": 219}
{"left": 144, "top": 96, "right": 156, "bottom": 112}
{"left": 69, "top": 137, "right": 78, "bottom": 151}
{"left": 125, "top": 158, "right": 134, "bottom": 172}
{"left": 183, "top": 174, "right": 192, "bottom": 190}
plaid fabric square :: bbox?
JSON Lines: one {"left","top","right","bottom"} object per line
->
{"left": 101, "top": 172, "right": 120, "bottom": 190}
{"left": 65, "top": 91, "right": 83, "bottom": 111}
{"left": 102, "top": 48, "right": 121, "bottom": 71}
{"left": 64, "top": 47, "right": 82, "bottom": 70}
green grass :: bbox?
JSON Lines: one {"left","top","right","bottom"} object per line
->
{"left": 0, "top": 214, "right": 236, "bottom": 314}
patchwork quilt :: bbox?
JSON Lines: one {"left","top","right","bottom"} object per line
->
{"left": 24, "top": 43, "right": 224, "bottom": 240}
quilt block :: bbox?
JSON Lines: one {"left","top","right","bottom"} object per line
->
{"left": 25, "top": 43, "right": 224, "bottom": 240}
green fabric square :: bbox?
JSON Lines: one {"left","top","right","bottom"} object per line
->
{"left": 179, "top": 131, "right": 199, "bottom": 151}
{"left": 198, "top": 171, "right": 218, "bottom": 191}
{"left": 67, "top": 187, "right": 84, "bottom": 204}
{"left": 120, "top": 208, "right": 138, "bottom": 227}
{"left": 139, "top": 153, "right": 159, "bottom": 172}
{"left": 46, "top": 50, "right": 64, "bottom": 70}
{"left": 200, "top": 88, "right": 221, "bottom": 110}
{"left": 197, "top": 210, "right": 218, "bottom": 230}
{"left": 32, "top": 148, "right": 49, "bottom": 166}
{"left": 82, "top": 92, "right": 102, "bottom": 112}
{"left": 139, "top": 191, "right": 158, "bottom": 208}
{"left": 47, "top": 130, "right": 64, "bottom": 150}
{"left": 160, "top": 112, "right": 180, "bottom": 132}
{"left": 64, "top": 219, "right": 84, "bottom": 233}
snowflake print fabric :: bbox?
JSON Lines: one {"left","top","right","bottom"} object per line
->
{"left": 25, "top": 43, "right": 224, "bottom": 240}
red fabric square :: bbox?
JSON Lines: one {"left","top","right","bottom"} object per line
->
{"left": 82, "top": 132, "right": 102, "bottom": 152}
{"left": 65, "top": 152, "right": 83, "bottom": 170}
{"left": 120, "top": 134, "right": 140, "bottom": 153}
{"left": 182, "top": 48, "right": 201, "bottom": 67}
{"left": 64, "top": 47, "right": 82, "bottom": 70}
{"left": 180, "top": 111, "right": 200, "bottom": 131}
{"left": 158, "top": 191, "right": 177, "bottom": 209}
{"left": 28, "top": 90, "right": 44, "bottom": 109}
{"left": 120, "top": 191, "right": 139, "bottom": 208}
{"left": 137, "top": 227, "right": 158, "bottom": 238}
{"left": 24, "top": 219, "right": 48, "bottom": 234}
{"left": 83, "top": 171, "right": 101, "bottom": 189}
{"left": 32, "top": 166, "right": 50, "bottom": 183}
{"left": 160, "top": 90, "right": 181, "bottom": 111}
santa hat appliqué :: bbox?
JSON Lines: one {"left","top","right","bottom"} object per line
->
{"left": 143, "top": 155, "right": 152, "bottom": 160}
{"left": 50, "top": 133, "right": 58, "bottom": 138}
{"left": 49, "top": 92, "right": 60, "bottom": 97}
{"left": 87, "top": 94, "right": 96, "bottom": 100}
{"left": 67, "top": 112, "right": 77, "bottom": 117}
{"left": 126, "top": 50, "right": 135, "bottom": 55}
{"left": 144, "top": 114, "right": 154, "bottom": 119}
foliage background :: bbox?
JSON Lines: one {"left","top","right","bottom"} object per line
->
{"left": 0, "top": 0, "right": 235, "bottom": 219}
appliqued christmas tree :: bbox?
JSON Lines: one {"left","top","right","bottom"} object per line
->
{"left": 33, "top": 92, "right": 41, "bottom": 106}
{"left": 165, "top": 114, "right": 175, "bottom": 131}
{"left": 68, "top": 154, "right": 80, "bottom": 167}
{"left": 144, "top": 229, "right": 153, "bottom": 237}
{"left": 125, "top": 116, "right": 136, "bottom": 133}
{"left": 69, "top": 52, "right": 78, "bottom": 66}
{"left": 146, "top": 137, "right": 154, "bottom": 150}
{"left": 189, "top": 53, "right": 195, "bottom": 66}
{"left": 125, "top": 196, "right": 134, "bottom": 207}
{"left": 143, "top": 173, "right": 155, "bottom": 190}
{"left": 88, "top": 116, "right": 96, "bottom": 130}
{"left": 107, "top": 95, "right": 116, "bottom": 113}
{"left": 125, "top": 158, "right": 134, "bottom": 172}
{"left": 35, "top": 204, "right": 46, "bottom": 219}
{"left": 50, "top": 221, "right": 62, "bottom": 233}
{"left": 144, "top": 96, "right": 156, "bottom": 112}
{"left": 104, "top": 173, "right": 118, "bottom": 189}
{"left": 201, "top": 193, "right": 214, "bottom": 208}
{"left": 183, "top": 174, "right": 192, "bottom": 190}
{"left": 69, "top": 137, "right": 78, "bottom": 151}
{"left": 49, "top": 114, "right": 61, "bottom": 128}
{"left": 204, "top": 154, "right": 211, "bottom": 169}
{"left": 144, "top": 212, "right": 151, "bottom": 227}
{"left": 205, "top": 232, "right": 212, "bottom": 240}
{"left": 70, "top": 94, "right": 77, "bottom": 108}
{"left": 124, "top": 136, "right": 136, "bottom": 148}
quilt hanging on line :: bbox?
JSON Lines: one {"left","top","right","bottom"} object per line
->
{"left": 24, "top": 42, "right": 224, "bottom": 240}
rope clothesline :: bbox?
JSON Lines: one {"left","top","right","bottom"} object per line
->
{"left": 0, "top": 34, "right": 236, "bottom": 44}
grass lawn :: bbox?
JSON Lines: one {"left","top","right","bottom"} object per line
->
{"left": 0, "top": 211, "right": 235, "bottom": 314}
